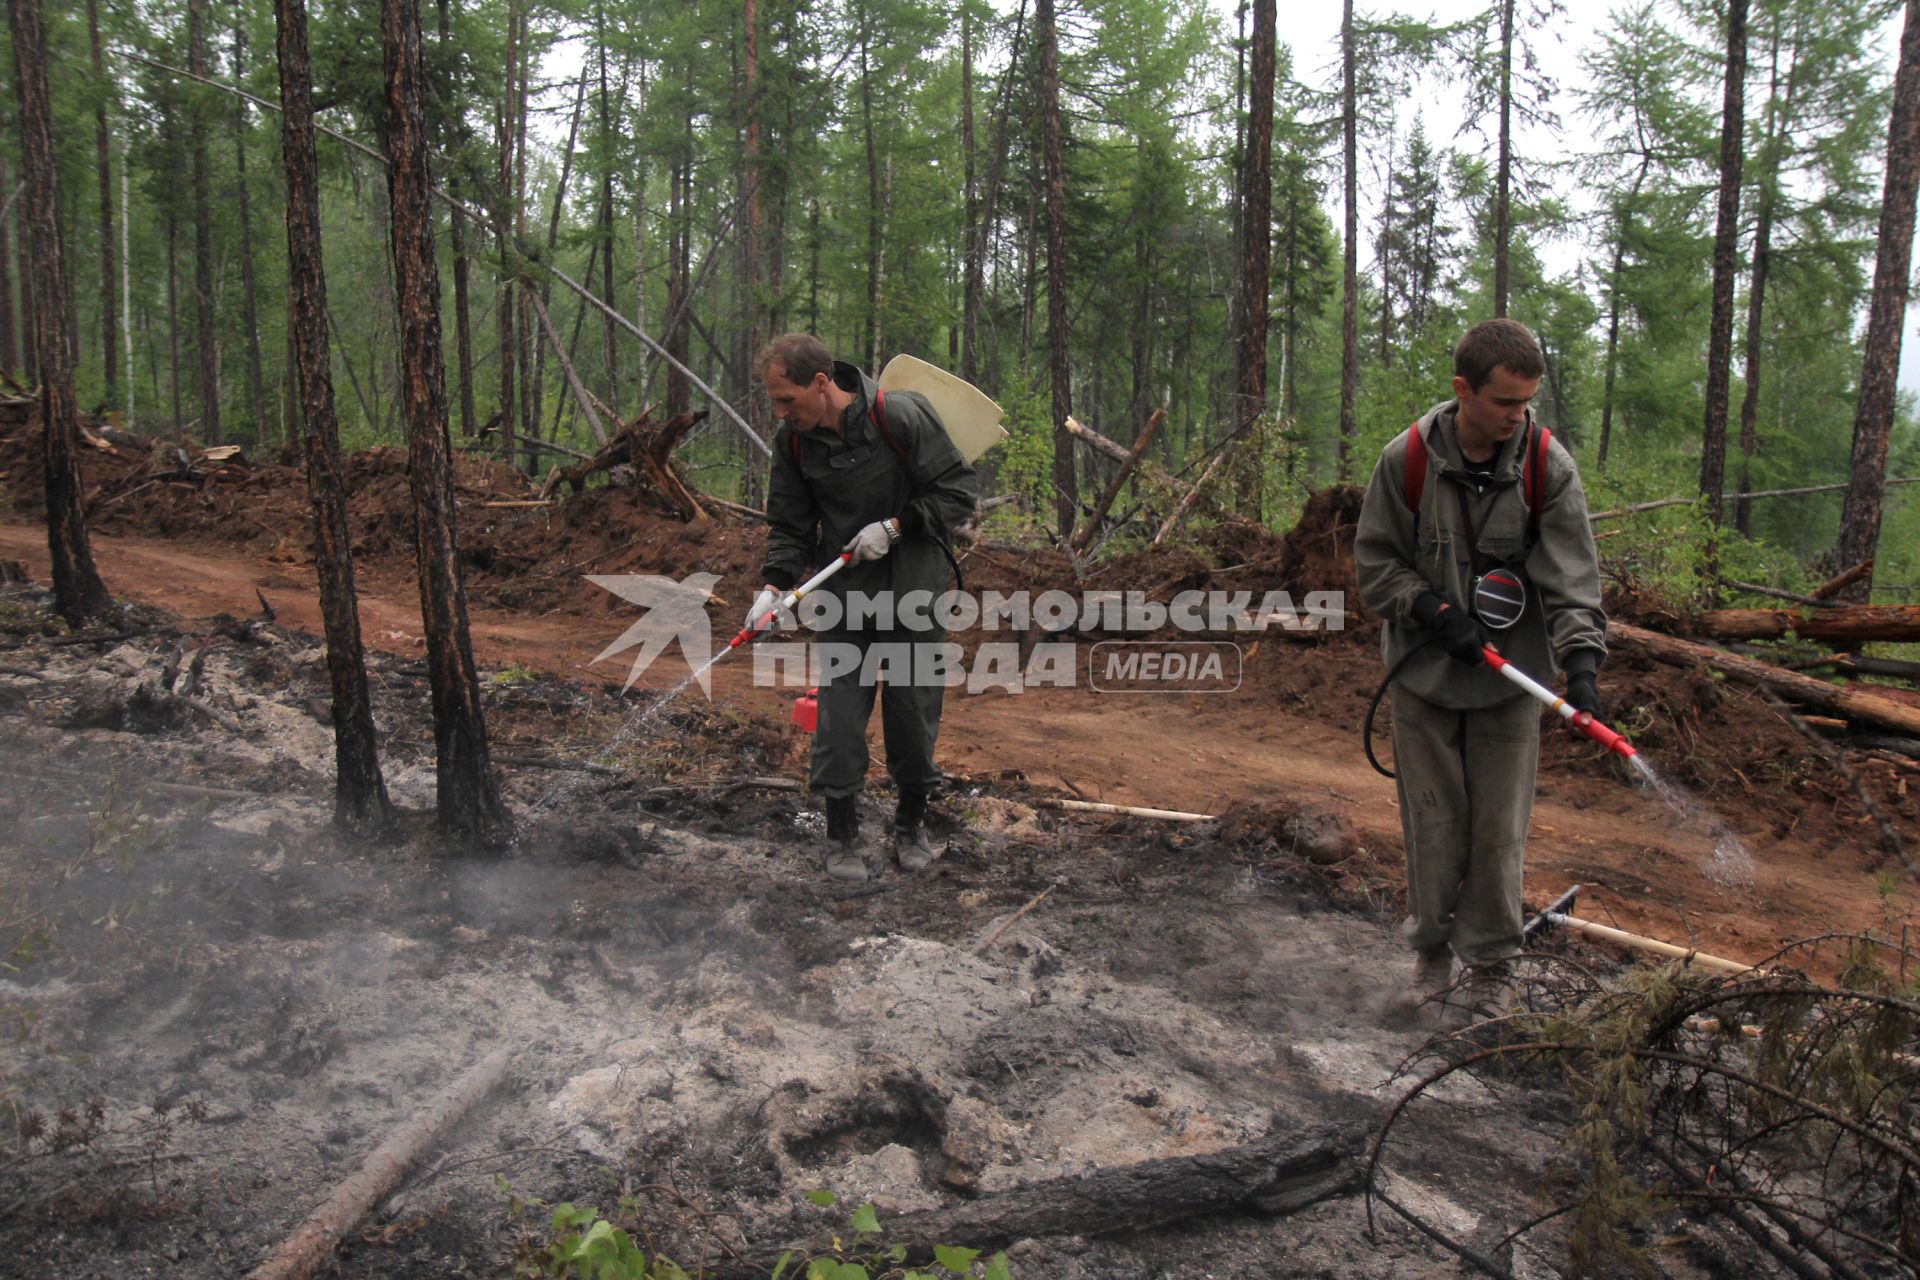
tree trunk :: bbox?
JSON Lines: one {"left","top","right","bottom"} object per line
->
{"left": 16, "top": 202, "right": 34, "bottom": 388}
{"left": 88, "top": 0, "right": 118, "bottom": 409}
{"left": 1696, "top": 605, "right": 1920, "bottom": 645}
{"left": 706, "top": 1125, "right": 1363, "bottom": 1280}
{"left": 0, "top": 154, "right": 14, "bottom": 378}
{"left": 1735, "top": 22, "right": 1788, "bottom": 539}
{"left": 742, "top": 0, "right": 767, "bottom": 492}
{"left": 1039, "top": 0, "right": 1075, "bottom": 538}
{"left": 273, "top": 0, "right": 395, "bottom": 835}
{"left": 859, "top": 1, "right": 883, "bottom": 370}
{"left": 1493, "top": 0, "right": 1513, "bottom": 318}
{"left": 595, "top": 0, "right": 619, "bottom": 419}
{"left": 1596, "top": 161, "right": 1649, "bottom": 469}
{"left": 959, "top": 0, "right": 979, "bottom": 384}
{"left": 380, "top": 0, "right": 508, "bottom": 842}
{"left": 9, "top": 0, "right": 113, "bottom": 624}
{"left": 436, "top": 0, "right": 477, "bottom": 442}
{"left": 1233, "top": 0, "right": 1274, "bottom": 521}
{"left": 232, "top": 3, "right": 269, "bottom": 441}
{"left": 1835, "top": 0, "right": 1920, "bottom": 601}
{"left": 1611, "top": 621, "right": 1920, "bottom": 739}
{"left": 1338, "top": 0, "right": 1357, "bottom": 481}
{"left": 1699, "top": 0, "right": 1748, "bottom": 537}
{"left": 495, "top": 0, "right": 518, "bottom": 464}
{"left": 165, "top": 210, "right": 181, "bottom": 429}
{"left": 188, "top": 0, "right": 222, "bottom": 445}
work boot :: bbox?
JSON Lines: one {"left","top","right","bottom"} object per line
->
{"left": 1461, "top": 959, "right": 1519, "bottom": 1022}
{"left": 891, "top": 790, "right": 939, "bottom": 872}
{"left": 822, "top": 795, "right": 869, "bottom": 883}
{"left": 1412, "top": 946, "right": 1454, "bottom": 997}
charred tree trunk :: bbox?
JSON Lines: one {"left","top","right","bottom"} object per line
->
{"left": 666, "top": 77, "right": 693, "bottom": 417}
{"left": 9, "top": 0, "right": 113, "bottom": 623}
{"left": 88, "top": 0, "right": 118, "bottom": 408}
{"left": 1835, "top": 0, "right": 1920, "bottom": 601}
{"left": 1233, "top": 0, "right": 1274, "bottom": 521}
{"left": 188, "top": 0, "right": 222, "bottom": 444}
{"left": 232, "top": 4, "right": 268, "bottom": 440}
{"left": 1736, "top": 24, "right": 1788, "bottom": 539}
{"left": 1338, "top": 0, "right": 1358, "bottom": 481}
{"left": 16, "top": 203, "right": 34, "bottom": 389}
{"left": 708, "top": 1125, "right": 1363, "bottom": 1280}
{"left": 1039, "top": 0, "right": 1075, "bottom": 539}
{"left": 165, "top": 210, "right": 181, "bottom": 429}
{"left": 274, "top": 0, "right": 395, "bottom": 835}
{"left": 380, "top": 0, "right": 508, "bottom": 842}
{"left": 1699, "top": 0, "right": 1748, "bottom": 539}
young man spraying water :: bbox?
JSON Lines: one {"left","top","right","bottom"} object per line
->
{"left": 748, "top": 334, "right": 977, "bottom": 882}
{"left": 1354, "top": 320, "right": 1607, "bottom": 1008}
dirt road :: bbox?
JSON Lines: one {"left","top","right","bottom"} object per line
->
{"left": 3, "top": 522, "right": 1911, "bottom": 976}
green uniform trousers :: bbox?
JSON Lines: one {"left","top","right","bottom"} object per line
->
{"left": 1391, "top": 686, "right": 1540, "bottom": 965}
{"left": 810, "top": 628, "right": 947, "bottom": 803}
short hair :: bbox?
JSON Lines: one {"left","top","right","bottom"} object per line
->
{"left": 1454, "top": 319, "right": 1545, "bottom": 390}
{"left": 757, "top": 332, "right": 834, "bottom": 385}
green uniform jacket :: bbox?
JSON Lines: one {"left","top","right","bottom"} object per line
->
{"left": 1354, "top": 399, "right": 1607, "bottom": 709}
{"left": 760, "top": 361, "right": 977, "bottom": 611}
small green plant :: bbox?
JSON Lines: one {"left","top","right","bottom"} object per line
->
{"left": 780, "top": 1190, "right": 1012, "bottom": 1280}
{"left": 491, "top": 665, "right": 545, "bottom": 687}
{"left": 499, "top": 1177, "right": 689, "bottom": 1280}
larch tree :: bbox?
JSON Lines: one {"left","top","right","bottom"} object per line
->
{"left": 187, "top": 0, "right": 221, "bottom": 444}
{"left": 1700, "top": 0, "right": 1750, "bottom": 551}
{"left": 1232, "top": 0, "right": 1275, "bottom": 520}
{"left": 1038, "top": 0, "right": 1075, "bottom": 538}
{"left": 9, "top": 0, "right": 113, "bottom": 624}
{"left": 273, "top": 0, "right": 396, "bottom": 835}
{"left": 1835, "top": 0, "right": 1920, "bottom": 597}
{"left": 88, "top": 0, "right": 118, "bottom": 410}
{"left": 380, "top": 0, "right": 509, "bottom": 841}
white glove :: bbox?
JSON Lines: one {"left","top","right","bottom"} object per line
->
{"left": 844, "top": 518, "right": 899, "bottom": 563}
{"left": 745, "top": 586, "right": 781, "bottom": 632}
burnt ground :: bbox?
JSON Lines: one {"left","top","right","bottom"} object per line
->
{"left": 0, "top": 412, "right": 1916, "bottom": 1276}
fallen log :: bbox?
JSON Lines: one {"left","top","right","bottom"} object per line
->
{"left": 1064, "top": 416, "right": 1206, "bottom": 514}
{"left": 1785, "top": 653, "right": 1920, "bottom": 683}
{"left": 1694, "top": 604, "right": 1920, "bottom": 644}
{"left": 1609, "top": 621, "right": 1920, "bottom": 738}
{"left": 247, "top": 1045, "right": 515, "bottom": 1280}
{"left": 708, "top": 1124, "right": 1365, "bottom": 1279}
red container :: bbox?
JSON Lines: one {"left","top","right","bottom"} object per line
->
{"left": 790, "top": 687, "right": 819, "bottom": 733}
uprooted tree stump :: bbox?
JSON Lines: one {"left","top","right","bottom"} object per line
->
{"left": 539, "top": 408, "right": 710, "bottom": 521}
{"left": 707, "top": 1122, "right": 1366, "bottom": 1278}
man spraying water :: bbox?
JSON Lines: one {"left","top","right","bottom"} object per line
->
{"left": 747, "top": 334, "right": 977, "bottom": 883}
{"left": 1354, "top": 320, "right": 1608, "bottom": 1009}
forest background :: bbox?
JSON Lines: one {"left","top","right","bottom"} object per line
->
{"left": 11, "top": 0, "right": 1920, "bottom": 601}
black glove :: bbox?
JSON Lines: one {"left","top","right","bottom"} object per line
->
{"left": 1412, "top": 591, "right": 1485, "bottom": 667}
{"left": 1566, "top": 670, "right": 1604, "bottom": 722}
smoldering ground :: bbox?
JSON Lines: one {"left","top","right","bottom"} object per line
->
{"left": 0, "top": 592, "right": 1892, "bottom": 1279}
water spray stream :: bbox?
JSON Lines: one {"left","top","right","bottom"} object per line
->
{"left": 523, "top": 556, "right": 855, "bottom": 818}
{"left": 1481, "top": 646, "right": 1756, "bottom": 889}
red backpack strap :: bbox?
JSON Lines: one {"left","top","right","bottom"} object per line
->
{"left": 1524, "top": 423, "right": 1551, "bottom": 541}
{"left": 869, "top": 386, "right": 909, "bottom": 467}
{"left": 1403, "top": 421, "right": 1428, "bottom": 518}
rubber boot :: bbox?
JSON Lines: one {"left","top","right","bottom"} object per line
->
{"left": 891, "top": 790, "right": 938, "bottom": 872}
{"left": 822, "top": 795, "right": 869, "bottom": 883}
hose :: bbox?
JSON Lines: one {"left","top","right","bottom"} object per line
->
{"left": 1363, "top": 633, "right": 1442, "bottom": 780}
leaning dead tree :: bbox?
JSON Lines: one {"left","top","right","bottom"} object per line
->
{"left": 8, "top": 0, "right": 113, "bottom": 625}
{"left": 1371, "top": 939, "right": 1920, "bottom": 1277}
{"left": 380, "top": 0, "right": 507, "bottom": 841}
{"left": 538, "top": 407, "right": 710, "bottom": 521}
{"left": 274, "top": 0, "right": 394, "bottom": 835}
